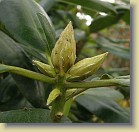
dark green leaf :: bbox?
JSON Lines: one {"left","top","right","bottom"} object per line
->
{"left": 90, "top": 14, "right": 123, "bottom": 32}
{"left": 0, "top": 108, "right": 71, "bottom": 123}
{"left": 82, "top": 87, "right": 124, "bottom": 101}
{"left": 0, "top": 31, "right": 47, "bottom": 108}
{"left": 122, "top": 10, "right": 130, "bottom": 24}
{"left": 20, "top": 45, "right": 48, "bottom": 63}
{"left": 107, "top": 75, "right": 130, "bottom": 87}
{"left": 37, "top": 13, "right": 56, "bottom": 51}
{"left": 0, "top": 75, "right": 20, "bottom": 104}
{"left": 115, "top": 5, "right": 130, "bottom": 12}
{"left": 100, "top": 74, "right": 113, "bottom": 79}
{"left": 95, "top": 37, "right": 130, "bottom": 59}
{"left": 39, "top": 0, "right": 55, "bottom": 12}
{"left": 115, "top": 5, "right": 130, "bottom": 24}
{"left": 0, "top": 0, "right": 55, "bottom": 58}
{"left": 0, "top": 75, "right": 33, "bottom": 111}
{"left": 115, "top": 75, "right": 130, "bottom": 79}
{"left": 82, "top": 8, "right": 98, "bottom": 18}
{"left": 76, "top": 94, "right": 130, "bottom": 123}
{"left": 57, "top": 0, "right": 117, "bottom": 15}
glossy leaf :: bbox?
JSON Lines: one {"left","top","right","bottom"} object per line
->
{"left": 90, "top": 5, "right": 130, "bottom": 32}
{"left": 20, "top": 45, "right": 48, "bottom": 63}
{"left": 0, "top": 75, "right": 20, "bottom": 104}
{"left": 95, "top": 37, "right": 130, "bottom": 59}
{"left": 122, "top": 10, "right": 130, "bottom": 25}
{"left": 90, "top": 14, "right": 122, "bottom": 32}
{"left": 100, "top": 75, "right": 130, "bottom": 87}
{"left": 82, "top": 87, "right": 124, "bottom": 101}
{"left": 76, "top": 94, "right": 130, "bottom": 123}
{"left": 0, "top": 31, "right": 47, "bottom": 108}
{"left": 115, "top": 5, "right": 130, "bottom": 25}
{"left": 0, "top": 75, "right": 30, "bottom": 111}
{"left": 37, "top": 13, "right": 56, "bottom": 52}
{"left": 115, "top": 5, "right": 130, "bottom": 12}
{"left": 0, "top": 108, "right": 71, "bottom": 123}
{"left": 57, "top": 0, "right": 117, "bottom": 15}
{"left": 0, "top": 0, "right": 55, "bottom": 58}
{"left": 100, "top": 74, "right": 113, "bottom": 79}
{"left": 39, "top": 0, "right": 55, "bottom": 12}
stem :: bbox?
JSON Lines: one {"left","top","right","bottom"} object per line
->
{"left": 0, "top": 64, "right": 55, "bottom": 83}
{"left": 63, "top": 98, "right": 73, "bottom": 116}
{"left": 50, "top": 76, "right": 66, "bottom": 123}
{"left": 64, "top": 79, "right": 123, "bottom": 89}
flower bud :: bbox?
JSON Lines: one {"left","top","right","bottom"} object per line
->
{"left": 32, "top": 60, "right": 56, "bottom": 77}
{"left": 51, "top": 21, "right": 76, "bottom": 75}
{"left": 47, "top": 88, "right": 61, "bottom": 106}
{"left": 66, "top": 52, "right": 108, "bottom": 81}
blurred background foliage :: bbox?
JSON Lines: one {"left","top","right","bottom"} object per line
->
{"left": 0, "top": 0, "right": 130, "bottom": 123}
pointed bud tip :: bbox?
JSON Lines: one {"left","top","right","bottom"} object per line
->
{"left": 99, "top": 52, "right": 108, "bottom": 57}
{"left": 104, "top": 52, "right": 108, "bottom": 56}
{"left": 68, "top": 21, "right": 72, "bottom": 26}
{"left": 32, "top": 60, "right": 39, "bottom": 64}
{"left": 65, "top": 21, "right": 73, "bottom": 31}
{"left": 98, "top": 52, "right": 108, "bottom": 60}
{"left": 32, "top": 60, "right": 36, "bottom": 64}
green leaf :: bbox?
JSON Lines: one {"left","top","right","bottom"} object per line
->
{"left": 39, "top": 0, "right": 55, "bottom": 12}
{"left": 0, "top": 0, "right": 55, "bottom": 58}
{"left": 0, "top": 31, "right": 29, "bottom": 66}
{"left": 101, "top": 75, "right": 130, "bottom": 87}
{"left": 76, "top": 94, "right": 130, "bottom": 123}
{"left": 122, "top": 10, "right": 130, "bottom": 25}
{"left": 100, "top": 74, "right": 113, "bottom": 79}
{"left": 90, "top": 14, "right": 122, "bottom": 32}
{"left": 0, "top": 75, "right": 30, "bottom": 111}
{"left": 118, "top": 79, "right": 130, "bottom": 88}
{"left": 0, "top": 108, "right": 71, "bottom": 123}
{"left": 82, "top": 87, "right": 124, "bottom": 101}
{"left": 115, "top": 5, "right": 130, "bottom": 12}
{"left": 95, "top": 37, "right": 130, "bottom": 59}
{"left": 115, "top": 75, "right": 130, "bottom": 79}
{"left": 115, "top": 5, "right": 130, "bottom": 25}
{"left": 20, "top": 45, "right": 48, "bottom": 63}
{"left": 0, "top": 31, "right": 47, "bottom": 108}
{"left": 37, "top": 13, "right": 56, "bottom": 51}
{"left": 90, "top": 5, "right": 130, "bottom": 32}
{"left": 57, "top": 0, "right": 117, "bottom": 15}
{"left": 0, "top": 75, "right": 20, "bottom": 104}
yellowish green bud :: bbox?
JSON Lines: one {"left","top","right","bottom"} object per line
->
{"left": 32, "top": 60, "right": 56, "bottom": 77}
{"left": 66, "top": 52, "right": 108, "bottom": 82}
{"left": 47, "top": 88, "right": 61, "bottom": 106}
{"left": 51, "top": 21, "right": 76, "bottom": 75}
{"left": 65, "top": 89, "right": 77, "bottom": 98}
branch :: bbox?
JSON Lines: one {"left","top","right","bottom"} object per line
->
{"left": 65, "top": 79, "right": 123, "bottom": 89}
{"left": 65, "top": 78, "right": 130, "bottom": 100}
{"left": 0, "top": 64, "right": 55, "bottom": 84}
